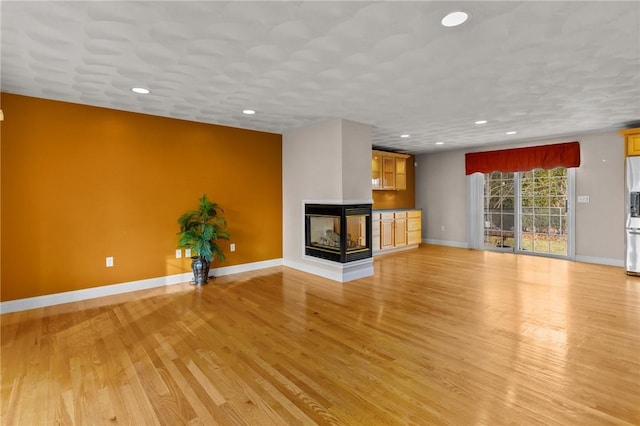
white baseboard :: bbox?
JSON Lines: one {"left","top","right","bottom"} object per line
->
{"left": 209, "top": 258, "right": 283, "bottom": 277}
{"left": 282, "top": 257, "right": 374, "bottom": 283}
{"left": 0, "top": 258, "right": 283, "bottom": 314}
{"left": 373, "top": 244, "right": 419, "bottom": 256}
{"left": 574, "top": 255, "right": 624, "bottom": 268}
{"left": 424, "top": 239, "right": 470, "bottom": 249}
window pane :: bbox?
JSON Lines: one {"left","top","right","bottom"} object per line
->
{"left": 551, "top": 236, "right": 568, "bottom": 255}
{"left": 502, "top": 196, "right": 515, "bottom": 211}
{"left": 534, "top": 215, "right": 550, "bottom": 231}
{"left": 551, "top": 197, "right": 566, "bottom": 209}
{"left": 548, "top": 215, "right": 563, "bottom": 234}
{"left": 521, "top": 233, "right": 533, "bottom": 251}
{"left": 521, "top": 214, "right": 533, "bottom": 232}
{"left": 534, "top": 197, "right": 550, "bottom": 207}
{"left": 501, "top": 214, "right": 514, "bottom": 233}
{"left": 533, "top": 234, "right": 551, "bottom": 253}
{"left": 521, "top": 206, "right": 534, "bottom": 215}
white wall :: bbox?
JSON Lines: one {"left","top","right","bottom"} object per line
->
{"left": 415, "top": 130, "right": 625, "bottom": 264}
{"left": 282, "top": 119, "right": 373, "bottom": 278}
{"left": 415, "top": 149, "right": 468, "bottom": 245}
{"left": 574, "top": 132, "right": 624, "bottom": 262}
{"left": 341, "top": 120, "right": 373, "bottom": 200}
{"left": 282, "top": 119, "right": 343, "bottom": 261}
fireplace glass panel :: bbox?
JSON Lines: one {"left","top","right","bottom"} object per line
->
{"left": 309, "top": 215, "right": 341, "bottom": 251}
{"left": 305, "top": 204, "right": 372, "bottom": 263}
{"left": 346, "top": 214, "right": 367, "bottom": 252}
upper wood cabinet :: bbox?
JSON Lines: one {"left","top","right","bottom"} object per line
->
{"left": 372, "top": 150, "right": 409, "bottom": 190}
{"left": 395, "top": 157, "right": 407, "bottom": 190}
{"left": 372, "top": 154, "right": 382, "bottom": 188}
{"left": 620, "top": 128, "right": 640, "bottom": 156}
{"left": 382, "top": 156, "right": 395, "bottom": 189}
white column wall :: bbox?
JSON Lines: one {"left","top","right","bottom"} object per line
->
{"left": 283, "top": 119, "right": 343, "bottom": 262}
{"left": 341, "top": 120, "right": 374, "bottom": 201}
{"left": 282, "top": 119, "right": 373, "bottom": 281}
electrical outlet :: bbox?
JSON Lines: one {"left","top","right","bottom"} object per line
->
{"left": 230, "top": 243, "right": 236, "bottom": 252}
{"left": 185, "top": 248, "right": 191, "bottom": 257}
{"left": 175, "top": 249, "right": 182, "bottom": 259}
{"left": 441, "top": 225, "right": 445, "bottom": 232}
{"left": 577, "top": 195, "right": 590, "bottom": 203}
{"left": 106, "top": 256, "right": 114, "bottom": 267}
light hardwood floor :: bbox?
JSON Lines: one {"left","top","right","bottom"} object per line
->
{"left": 2, "top": 245, "right": 639, "bottom": 425}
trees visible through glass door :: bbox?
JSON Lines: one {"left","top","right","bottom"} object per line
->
{"left": 484, "top": 172, "right": 515, "bottom": 249}
{"left": 519, "top": 168, "right": 568, "bottom": 256}
{"left": 483, "top": 168, "right": 568, "bottom": 256}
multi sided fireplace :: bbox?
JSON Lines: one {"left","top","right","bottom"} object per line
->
{"left": 305, "top": 203, "right": 372, "bottom": 263}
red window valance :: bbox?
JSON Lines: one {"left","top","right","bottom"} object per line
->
{"left": 465, "top": 141, "right": 580, "bottom": 175}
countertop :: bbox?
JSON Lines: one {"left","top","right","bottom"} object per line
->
{"left": 373, "top": 208, "right": 421, "bottom": 212}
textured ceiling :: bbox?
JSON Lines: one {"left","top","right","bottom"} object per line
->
{"left": 2, "top": 1, "right": 639, "bottom": 153}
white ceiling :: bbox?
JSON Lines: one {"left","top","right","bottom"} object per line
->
{"left": 2, "top": 1, "right": 639, "bottom": 153}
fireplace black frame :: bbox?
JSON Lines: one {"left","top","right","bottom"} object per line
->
{"left": 305, "top": 203, "right": 372, "bottom": 263}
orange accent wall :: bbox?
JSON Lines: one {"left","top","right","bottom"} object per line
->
{"left": 1, "top": 94, "right": 282, "bottom": 302}
{"left": 372, "top": 155, "right": 416, "bottom": 209}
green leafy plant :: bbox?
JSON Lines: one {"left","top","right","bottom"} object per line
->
{"left": 177, "top": 194, "right": 230, "bottom": 263}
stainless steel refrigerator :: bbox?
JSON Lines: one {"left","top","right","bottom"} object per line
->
{"left": 626, "top": 156, "right": 640, "bottom": 275}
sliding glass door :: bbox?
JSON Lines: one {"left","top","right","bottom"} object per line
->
{"left": 519, "top": 168, "right": 568, "bottom": 256}
{"left": 483, "top": 168, "right": 573, "bottom": 258}
{"left": 484, "top": 172, "right": 516, "bottom": 250}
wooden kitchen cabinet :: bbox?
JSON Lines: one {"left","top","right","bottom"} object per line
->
{"left": 394, "top": 211, "right": 407, "bottom": 246}
{"left": 395, "top": 157, "right": 407, "bottom": 190}
{"left": 620, "top": 128, "right": 640, "bottom": 156}
{"left": 407, "top": 210, "right": 422, "bottom": 245}
{"left": 630, "top": 136, "right": 640, "bottom": 156}
{"left": 371, "top": 154, "right": 382, "bottom": 188}
{"left": 380, "top": 212, "right": 395, "bottom": 250}
{"left": 382, "top": 156, "right": 395, "bottom": 189}
{"left": 372, "top": 209, "right": 421, "bottom": 254}
{"left": 372, "top": 150, "right": 409, "bottom": 190}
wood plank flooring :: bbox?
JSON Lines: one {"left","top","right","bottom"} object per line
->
{"left": 2, "top": 245, "right": 639, "bottom": 425}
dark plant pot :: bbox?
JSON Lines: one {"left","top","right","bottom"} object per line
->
{"left": 191, "top": 256, "right": 210, "bottom": 285}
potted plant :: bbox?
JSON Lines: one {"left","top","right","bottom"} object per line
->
{"left": 177, "top": 194, "right": 230, "bottom": 285}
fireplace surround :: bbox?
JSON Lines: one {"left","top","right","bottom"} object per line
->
{"left": 305, "top": 203, "right": 372, "bottom": 263}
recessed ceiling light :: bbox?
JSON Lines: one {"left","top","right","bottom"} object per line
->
{"left": 441, "top": 11, "right": 469, "bottom": 27}
{"left": 475, "top": 120, "right": 488, "bottom": 125}
{"left": 400, "top": 134, "right": 410, "bottom": 138}
{"left": 435, "top": 142, "right": 444, "bottom": 145}
{"left": 506, "top": 131, "right": 517, "bottom": 135}
{"left": 242, "top": 109, "right": 256, "bottom": 115}
{"left": 131, "top": 87, "right": 150, "bottom": 94}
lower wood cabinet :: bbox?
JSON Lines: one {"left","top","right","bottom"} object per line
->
{"left": 372, "top": 209, "right": 421, "bottom": 253}
{"left": 407, "top": 210, "right": 422, "bottom": 245}
{"left": 380, "top": 213, "right": 395, "bottom": 250}
{"left": 394, "top": 211, "right": 407, "bottom": 246}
